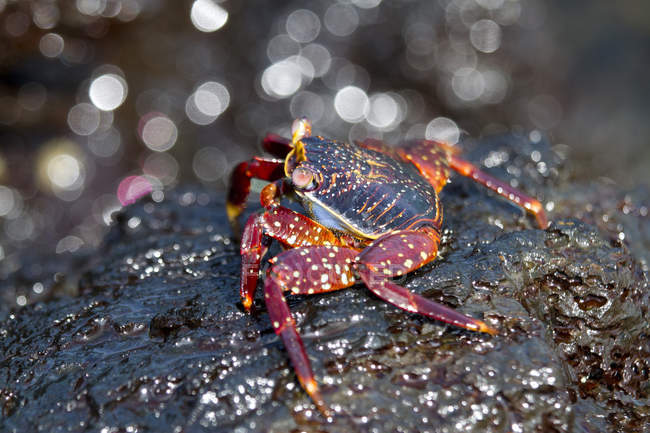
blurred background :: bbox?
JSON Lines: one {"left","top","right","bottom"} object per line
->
{"left": 0, "top": 0, "right": 648, "bottom": 304}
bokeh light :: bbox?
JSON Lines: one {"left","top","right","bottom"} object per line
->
{"left": 89, "top": 73, "right": 128, "bottom": 111}
{"left": 76, "top": 0, "right": 105, "bottom": 16}
{"left": 286, "top": 9, "right": 321, "bottom": 43}
{"left": 39, "top": 32, "right": 64, "bottom": 57}
{"left": 190, "top": 0, "right": 228, "bottom": 32}
{"left": 261, "top": 59, "right": 304, "bottom": 99}
{"left": 266, "top": 34, "right": 301, "bottom": 62}
{"left": 324, "top": 4, "right": 359, "bottom": 37}
{"left": 352, "top": 0, "right": 382, "bottom": 9}
{"left": 334, "top": 86, "right": 369, "bottom": 123}
{"left": 366, "top": 93, "right": 401, "bottom": 130}
{"left": 36, "top": 140, "right": 86, "bottom": 199}
{"left": 47, "top": 154, "right": 81, "bottom": 190}
{"left": 452, "top": 67, "right": 485, "bottom": 102}
{"left": 56, "top": 235, "right": 83, "bottom": 254}
{"left": 5, "top": 10, "right": 30, "bottom": 37}
{"left": 469, "top": 19, "right": 502, "bottom": 53}
{"left": 0, "top": 186, "right": 16, "bottom": 217}
{"left": 68, "top": 103, "right": 100, "bottom": 136}
{"left": 193, "top": 147, "right": 227, "bottom": 182}
{"left": 186, "top": 81, "right": 230, "bottom": 125}
{"left": 87, "top": 127, "right": 122, "bottom": 159}
{"left": 143, "top": 153, "right": 179, "bottom": 186}
{"left": 426, "top": 117, "right": 460, "bottom": 144}
{"left": 301, "top": 44, "right": 331, "bottom": 77}
{"left": 290, "top": 91, "right": 325, "bottom": 123}
{"left": 139, "top": 114, "right": 178, "bottom": 152}
{"left": 32, "top": 3, "right": 60, "bottom": 29}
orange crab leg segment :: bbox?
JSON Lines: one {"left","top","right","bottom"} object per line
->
{"left": 357, "top": 274, "right": 497, "bottom": 335}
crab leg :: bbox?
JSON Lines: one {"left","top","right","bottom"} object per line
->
{"left": 398, "top": 139, "right": 548, "bottom": 228}
{"left": 264, "top": 246, "right": 359, "bottom": 417}
{"left": 448, "top": 155, "right": 548, "bottom": 229}
{"left": 227, "top": 157, "right": 285, "bottom": 235}
{"left": 263, "top": 233, "right": 496, "bottom": 416}
{"left": 355, "top": 228, "right": 497, "bottom": 335}
{"left": 240, "top": 181, "right": 343, "bottom": 310}
{"left": 265, "top": 278, "right": 331, "bottom": 417}
{"left": 239, "top": 213, "right": 270, "bottom": 310}
{"left": 262, "top": 133, "right": 293, "bottom": 158}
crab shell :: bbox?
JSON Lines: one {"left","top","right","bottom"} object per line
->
{"left": 284, "top": 136, "right": 442, "bottom": 239}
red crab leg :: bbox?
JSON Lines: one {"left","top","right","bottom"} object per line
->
{"left": 263, "top": 234, "right": 496, "bottom": 416}
{"left": 264, "top": 246, "right": 359, "bottom": 417}
{"left": 448, "top": 155, "right": 548, "bottom": 229}
{"left": 398, "top": 139, "right": 548, "bottom": 229}
{"left": 239, "top": 213, "right": 270, "bottom": 310}
{"left": 355, "top": 228, "right": 497, "bottom": 335}
{"left": 227, "top": 157, "right": 285, "bottom": 235}
{"left": 265, "top": 279, "right": 331, "bottom": 417}
{"left": 262, "top": 133, "right": 293, "bottom": 158}
{"left": 239, "top": 181, "right": 343, "bottom": 310}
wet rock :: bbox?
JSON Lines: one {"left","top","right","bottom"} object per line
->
{"left": 1, "top": 135, "right": 649, "bottom": 432}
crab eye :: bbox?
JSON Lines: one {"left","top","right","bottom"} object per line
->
{"left": 292, "top": 167, "right": 318, "bottom": 190}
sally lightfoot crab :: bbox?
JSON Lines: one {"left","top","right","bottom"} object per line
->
{"left": 227, "top": 118, "right": 548, "bottom": 417}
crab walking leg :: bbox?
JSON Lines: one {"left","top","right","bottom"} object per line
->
{"left": 239, "top": 213, "right": 270, "bottom": 310}
{"left": 239, "top": 207, "right": 342, "bottom": 309}
{"left": 448, "top": 155, "right": 548, "bottom": 229}
{"left": 227, "top": 157, "right": 285, "bottom": 235}
{"left": 397, "top": 140, "right": 454, "bottom": 194}
{"left": 264, "top": 246, "right": 359, "bottom": 417}
{"left": 239, "top": 181, "right": 343, "bottom": 310}
{"left": 355, "top": 228, "right": 497, "bottom": 335}
{"left": 264, "top": 278, "right": 332, "bottom": 417}
{"left": 262, "top": 133, "right": 293, "bottom": 158}
{"left": 396, "top": 139, "right": 548, "bottom": 228}
{"left": 268, "top": 246, "right": 358, "bottom": 295}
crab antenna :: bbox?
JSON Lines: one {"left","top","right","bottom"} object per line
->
{"left": 291, "top": 118, "right": 311, "bottom": 163}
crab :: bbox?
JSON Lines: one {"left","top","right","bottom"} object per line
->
{"left": 227, "top": 118, "right": 548, "bottom": 417}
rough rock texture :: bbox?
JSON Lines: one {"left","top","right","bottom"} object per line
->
{"left": 1, "top": 134, "right": 649, "bottom": 432}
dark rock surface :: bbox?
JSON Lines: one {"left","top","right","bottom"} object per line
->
{"left": 1, "top": 135, "right": 649, "bottom": 432}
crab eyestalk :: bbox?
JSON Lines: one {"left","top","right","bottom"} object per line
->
{"left": 291, "top": 117, "right": 311, "bottom": 163}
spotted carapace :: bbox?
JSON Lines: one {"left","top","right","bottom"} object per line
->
{"left": 227, "top": 118, "right": 548, "bottom": 417}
